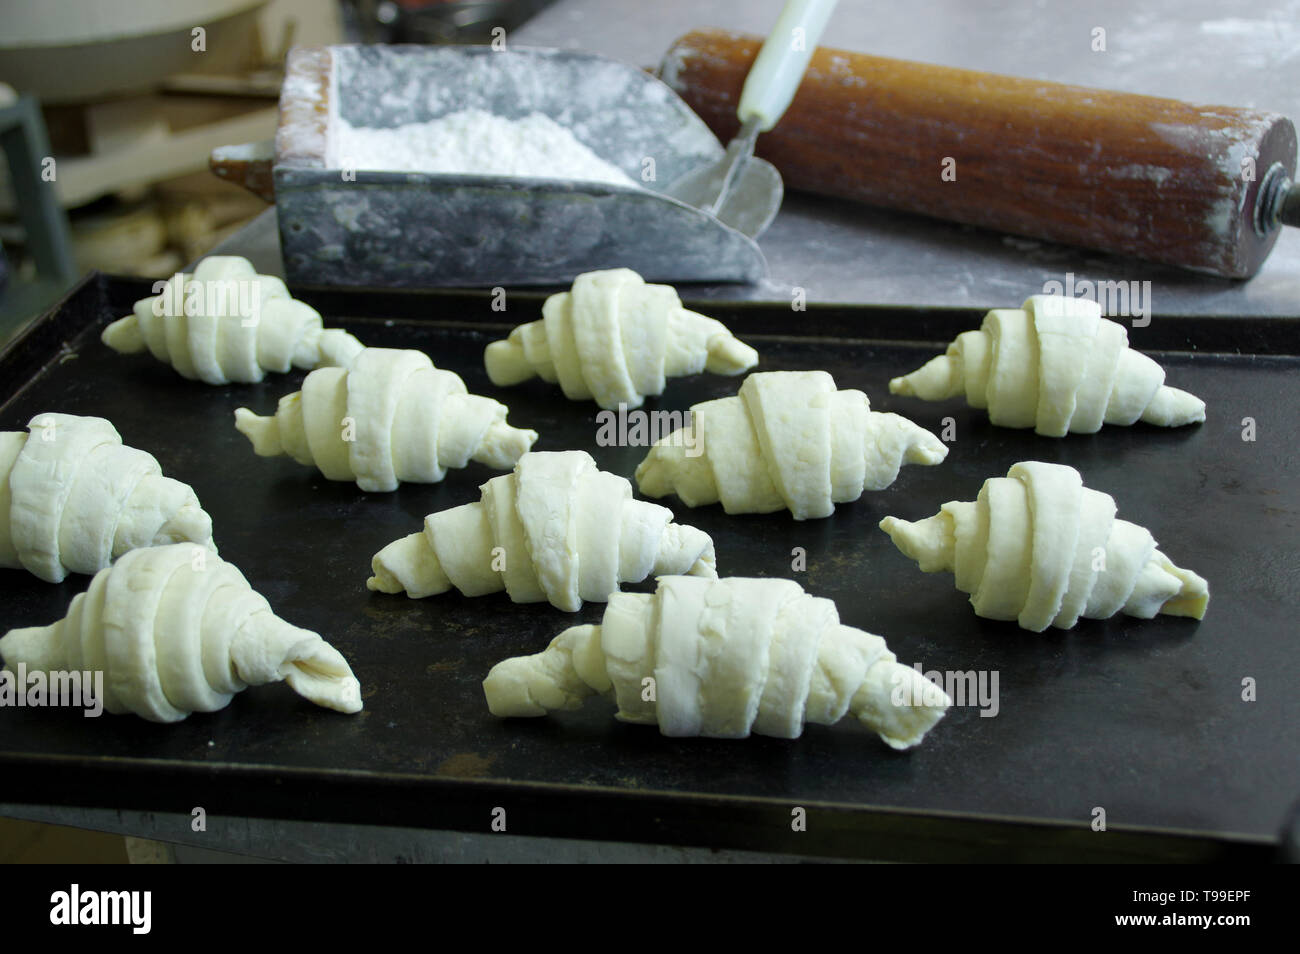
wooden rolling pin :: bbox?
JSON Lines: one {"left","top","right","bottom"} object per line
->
{"left": 659, "top": 29, "right": 1300, "bottom": 278}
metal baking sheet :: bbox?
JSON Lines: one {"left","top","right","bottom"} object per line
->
{"left": 0, "top": 274, "right": 1296, "bottom": 861}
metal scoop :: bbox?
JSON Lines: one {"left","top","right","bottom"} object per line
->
{"left": 664, "top": 0, "right": 838, "bottom": 238}
{"left": 216, "top": 38, "right": 828, "bottom": 289}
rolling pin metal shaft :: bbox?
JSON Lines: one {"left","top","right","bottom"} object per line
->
{"left": 659, "top": 29, "right": 1298, "bottom": 278}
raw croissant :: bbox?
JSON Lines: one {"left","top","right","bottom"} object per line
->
{"left": 368, "top": 450, "right": 716, "bottom": 611}
{"left": 102, "top": 255, "right": 364, "bottom": 384}
{"left": 635, "top": 370, "right": 948, "bottom": 520}
{"left": 0, "top": 544, "right": 362, "bottom": 722}
{"left": 889, "top": 295, "right": 1205, "bottom": 436}
{"left": 483, "top": 575, "right": 951, "bottom": 748}
{"left": 879, "top": 461, "right": 1209, "bottom": 631}
{"left": 1, "top": 413, "right": 215, "bottom": 583}
{"left": 235, "top": 347, "right": 538, "bottom": 492}
{"left": 483, "top": 268, "right": 759, "bottom": 410}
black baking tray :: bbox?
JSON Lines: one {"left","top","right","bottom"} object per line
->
{"left": 1, "top": 272, "right": 1296, "bottom": 862}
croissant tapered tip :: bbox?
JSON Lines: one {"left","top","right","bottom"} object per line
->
{"left": 890, "top": 354, "right": 961, "bottom": 400}
{"left": 879, "top": 513, "right": 954, "bottom": 573}
{"left": 1141, "top": 386, "right": 1207, "bottom": 427}
{"left": 365, "top": 564, "right": 403, "bottom": 594}
{"left": 904, "top": 427, "right": 950, "bottom": 466}
{"left": 856, "top": 660, "right": 952, "bottom": 750}
{"left": 878, "top": 514, "right": 921, "bottom": 546}
{"left": 1158, "top": 558, "right": 1210, "bottom": 620}
{"left": 313, "top": 328, "right": 365, "bottom": 369}
{"left": 634, "top": 443, "right": 717, "bottom": 507}
{"left": 483, "top": 624, "right": 606, "bottom": 717}
{"left": 703, "top": 332, "right": 760, "bottom": 376}
{"left": 633, "top": 450, "right": 672, "bottom": 499}
{"left": 232, "top": 612, "right": 363, "bottom": 714}
{"left": 484, "top": 338, "right": 533, "bottom": 387}
{"left": 483, "top": 658, "right": 549, "bottom": 718}
{"left": 156, "top": 504, "right": 217, "bottom": 553}
{"left": 1163, "top": 590, "right": 1209, "bottom": 621}
{"left": 102, "top": 314, "right": 144, "bottom": 353}
{"left": 367, "top": 537, "right": 407, "bottom": 594}
{"left": 652, "top": 522, "right": 717, "bottom": 579}
{"left": 690, "top": 553, "right": 718, "bottom": 578}
{"left": 0, "top": 624, "right": 65, "bottom": 673}
{"left": 878, "top": 515, "right": 913, "bottom": 554}
{"left": 367, "top": 531, "right": 451, "bottom": 599}
{"left": 280, "top": 641, "right": 364, "bottom": 714}
{"left": 472, "top": 420, "right": 538, "bottom": 471}
{"left": 233, "top": 407, "right": 281, "bottom": 457}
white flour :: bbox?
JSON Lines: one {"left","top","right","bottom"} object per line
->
{"left": 328, "top": 109, "right": 636, "bottom": 186}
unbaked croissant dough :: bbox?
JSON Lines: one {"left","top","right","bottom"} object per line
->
{"left": 368, "top": 450, "right": 716, "bottom": 611}
{"left": 234, "top": 347, "right": 538, "bottom": 492}
{"left": 483, "top": 268, "right": 759, "bottom": 410}
{"left": 1, "top": 413, "right": 215, "bottom": 583}
{"left": 889, "top": 295, "right": 1205, "bottom": 435}
{"left": 0, "top": 543, "right": 362, "bottom": 722}
{"left": 879, "top": 461, "right": 1209, "bottom": 631}
{"left": 635, "top": 370, "right": 948, "bottom": 520}
{"left": 483, "top": 575, "right": 951, "bottom": 747}
{"left": 102, "top": 255, "right": 364, "bottom": 384}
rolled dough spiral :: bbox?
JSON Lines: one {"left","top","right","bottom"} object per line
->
{"left": 234, "top": 347, "right": 538, "bottom": 492}
{"left": 889, "top": 295, "right": 1205, "bottom": 436}
{"left": 0, "top": 544, "right": 362, "bottom": 722}
{"left": 879, "top": 461, "right": 1209, "bottom": 631}
{"left": 1, "top": 413, "right": 215, "bottom": 583}
{"left": 483, "top": 575, "right": 951, "bottom": 748}
{"left": 484, "top": 268, "right": 759, "bottom": 410}
{"left": 368, "top": 450, "right": 716, "bottom": 612}
{"left": 635, "top": 370, "right": 948, "bottom": 520}
{"left": 102, "top": 255, "right": 364, "bottom": 384}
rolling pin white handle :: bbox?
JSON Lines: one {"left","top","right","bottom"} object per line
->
{"left": 738, "top": 0, "right": 839, "bottom": 132}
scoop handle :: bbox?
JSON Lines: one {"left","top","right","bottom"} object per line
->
{"left": 738, "top": 0, "right": 838, "bottom": 132}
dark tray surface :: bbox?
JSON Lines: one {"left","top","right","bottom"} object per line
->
{"left": 0, "top": 275, "right": 1296, "bottom": 861}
